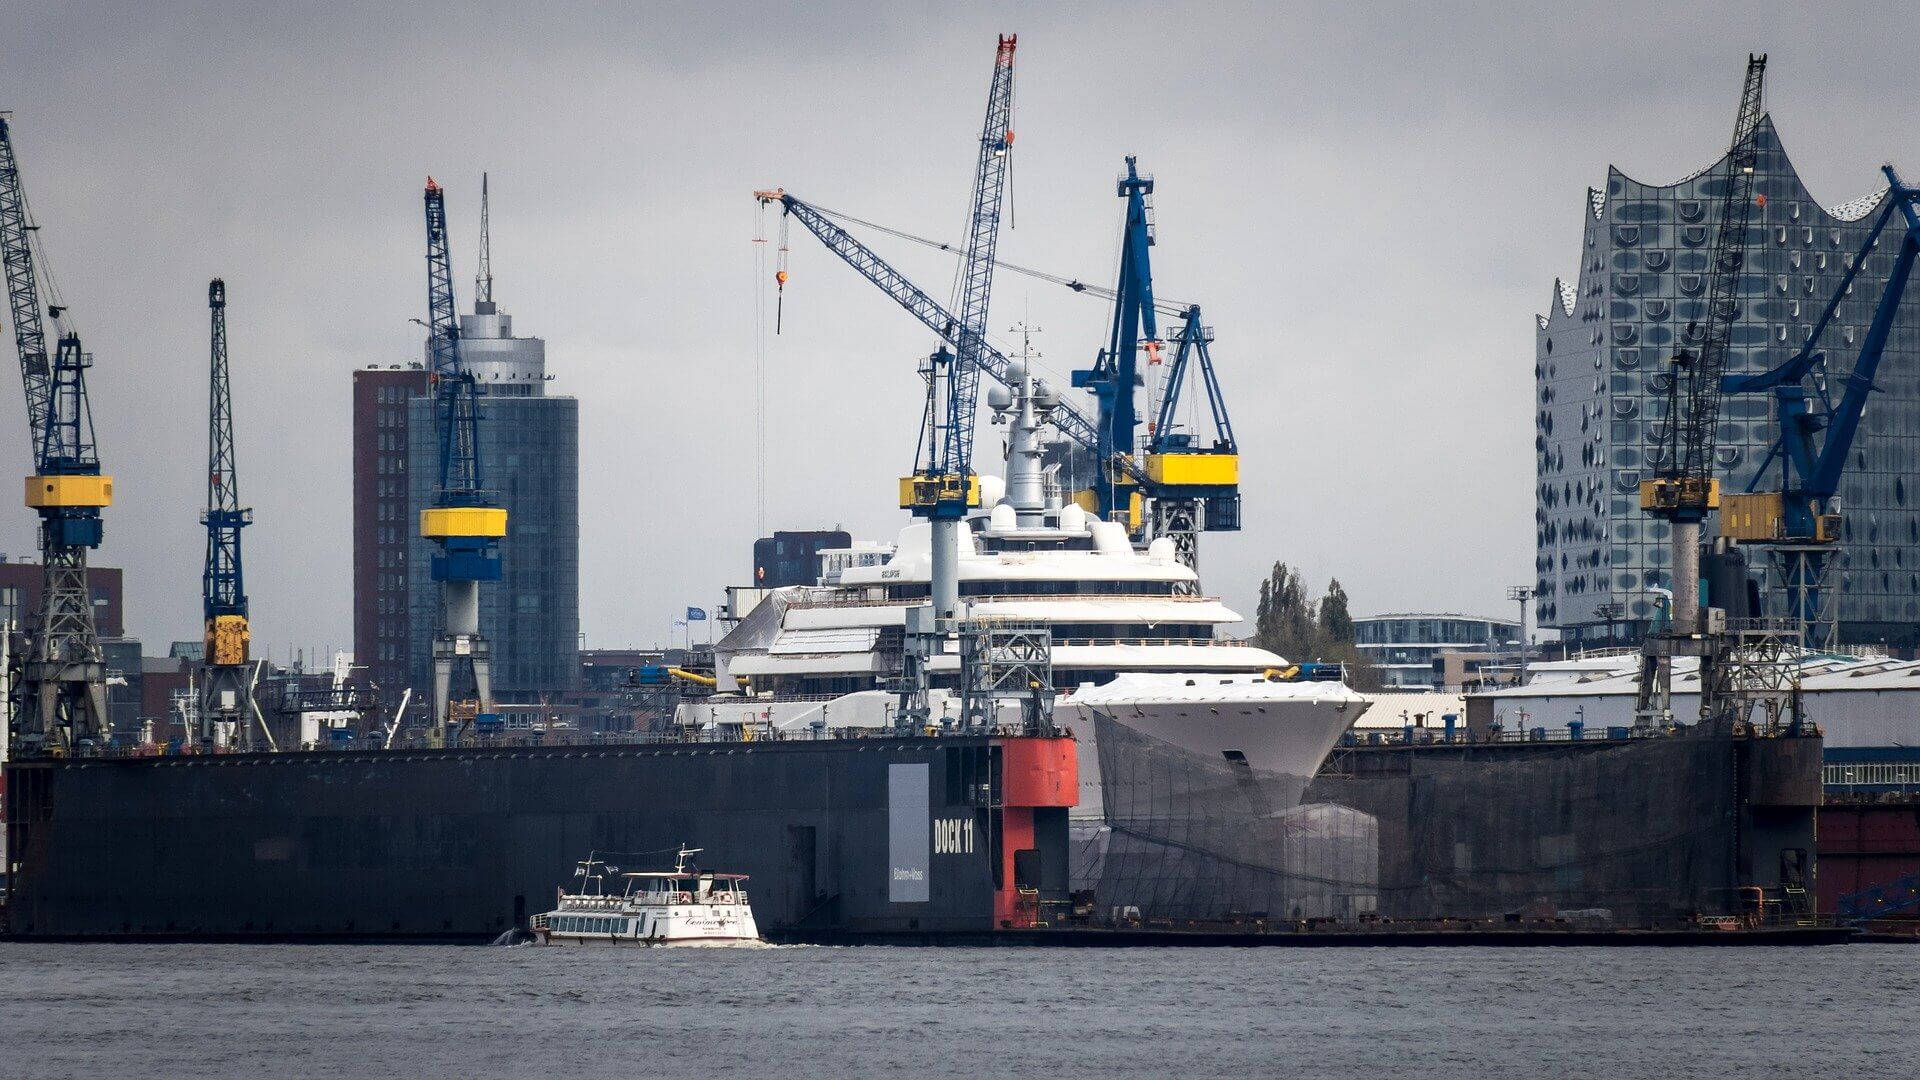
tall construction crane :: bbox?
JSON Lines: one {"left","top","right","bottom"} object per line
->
{"left": 0, "top": 116, "right": 112, "bottom": 753}
{"left": 1720, "top": 165, "right": 1920, "bottom": 649}
{"left": 898, "top": 32, "right": 1017, "bottom": 623}
{"left": 200, "top": 278, "right": 258, "bottom": 747}
{"left": 419, "top": 178, "right": 506, "bottom": 743}
{"left": 1634, "top": 54, "right": 1767, "bottom": 728}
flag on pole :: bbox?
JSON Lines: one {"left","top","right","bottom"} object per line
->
{"left": 686, "top": 607, "right": 709, "bottom": 622}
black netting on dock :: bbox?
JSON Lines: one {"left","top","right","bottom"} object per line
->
{"left": 1307, "top": 735, "right": 1740, "bottom": 922}
{"left": 1083, "top": 711, "right": 1749, "bottom": 925}
{"left": 1081, "top": 712, "right": 1378, "bottom": 920}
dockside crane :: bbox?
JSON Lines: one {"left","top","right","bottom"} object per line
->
{"left": 898, "top": 32, "right": 1017, "bottom": 622}
{"left": 200, "top": 278, "right": 262, "bottom": 747}
{"left": 0, "top": 115, "right": 112, "bottom": 753}
{"left": 757, "top": 166, "right": 1239, "bottom": 567}
{"left": 1074, "top": 156, "right": 1240, "bottom": 565}
{"left": 1634, "top": 54, "right": 1767, "bottom": 729}
{"left": 1719, "top": 166, "right": 1920, "bottom": 649}
{"left": 419, "top": 178, "right": 506, "bottom": 744}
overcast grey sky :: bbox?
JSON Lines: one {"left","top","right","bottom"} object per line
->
{"left": 1, "top": 1, "right": 1916, "bottom": 655}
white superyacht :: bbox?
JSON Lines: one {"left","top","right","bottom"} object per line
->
{"left": 682, "top": 361, "right": 1369, "bottom": 816}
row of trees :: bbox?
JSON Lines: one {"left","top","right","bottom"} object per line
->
{"left": 1250, "top": 562, "right": 1381, "bottom": 691}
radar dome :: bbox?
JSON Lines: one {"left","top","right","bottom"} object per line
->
{"left": 988, "top": 502, "right": 1017, "bottom": 532}
{"left": 1058, "top": 503, "right": 1087, "bottom": 532}
{"left": 1032, "top": 380, "right": 1059, "bottom": 410}
{"left": 986, "top": 385, "right": 1013, "bottom": 411}
{"left": 978, "top": 474, "right": 1006, "bottom": 506}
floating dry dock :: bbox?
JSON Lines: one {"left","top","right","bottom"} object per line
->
{"left": 4, "top": 734, "right": 1076, "bottom": 941}
{"left": 3, "top": 721, "right": 1833, "bottom": 945}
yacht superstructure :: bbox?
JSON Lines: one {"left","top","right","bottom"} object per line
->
{"left": 683, "top": 358, "right": 1368, "bottom": 816}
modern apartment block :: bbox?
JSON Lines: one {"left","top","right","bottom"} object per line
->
{"left": 351, "top": 365, "right": 430, "bottom": 697}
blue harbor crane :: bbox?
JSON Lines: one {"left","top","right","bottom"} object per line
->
{"left": 1718, "top": 165, "right": 1920, "bottom": 649}
{"left": 200, "top": 278, "right": 259, "bottom": 747}
{"left": 419, "top": 177, "right": 506, "bottom": 743}
{"left": 0, "top": 115, "right": 112, "bottom": 753}
{"left": 1074, "top": 156, "right": 1240, "bottom": 564}
{"left": 1634, "top": 54, "right": 1767, "bottom": 728}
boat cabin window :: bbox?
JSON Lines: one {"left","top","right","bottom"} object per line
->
{"left": 885, "top": 579, "right": 1186, "bottom": 601}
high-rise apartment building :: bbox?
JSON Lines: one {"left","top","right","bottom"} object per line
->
{"left": 1536, "top": 106, "right": 1920, "bottom": 648}
{"left": 351, "top": 366, "right": 430, "bottom": 695}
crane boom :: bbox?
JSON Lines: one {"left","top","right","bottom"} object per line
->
{"left": 755, "top": 189, "right": 1101, "bottom": 455}
{"left": 1667, "top": 54, "right": 1767, "bottom": 494}
{"left": 940, "top": 33, "right": 1017, "bottom": 485}
{"left": 424, "top": 179, "right": 481, "bottom": 503}
{"left": 0, "top": 117, "right": 51, "bottom": 451}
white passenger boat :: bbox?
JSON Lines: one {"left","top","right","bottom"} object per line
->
{"left": 684, "top": 360, "right": 1369, "bottom": 820}
{"left": 531, "top": 847, "right": 762, "bottom": 947}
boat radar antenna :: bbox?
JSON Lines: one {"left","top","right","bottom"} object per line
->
{"left": 573, "top": 856, "right": 619, "bottom": 894}
{"left": 1011, "top": 320, "right": 1042, "bottom": 365}
{"left": 673, "top": 845, "right": 703, "bottom": 874}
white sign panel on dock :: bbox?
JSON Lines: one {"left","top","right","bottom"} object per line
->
{"left": 888, "top": 763, "right": 930, "bottom": 903}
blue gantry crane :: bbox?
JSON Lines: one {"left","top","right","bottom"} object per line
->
{"left": 1075, "top": 156, "right": 1240, "bottom": 563}
{"left": 1719, "top": 165, "right": 1920, "bottom": 649}
{"left": 0, "top": 115, "right": 112, "bottom": 752}
{"left": 200, "top": 278, "right": 260, "bottom": 746}
{"left": 419, "top": 177, "right": 506, "bottom": 743}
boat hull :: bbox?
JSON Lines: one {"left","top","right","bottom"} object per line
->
{"left": 1056, "top": 682, "right": 1365, "bottom": 819}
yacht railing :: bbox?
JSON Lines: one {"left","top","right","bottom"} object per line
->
{"left": 1049, "top": 637, "right": 1261, "bottom": 649}
{"left": 783, "top": 592, "right": 1222, "bottom": 610}
{"left": 63, "top": 723, "right": 1072, "bottom": 759}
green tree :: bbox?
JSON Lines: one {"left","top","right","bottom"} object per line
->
{"left": 1250, "top": 563, "right": 1380, "bottom": 691}
{"left": 1253, "top": 562, "right": 1315, "bottom": 659}
{"left": 1318, "top": 578, "right": 1355, "bottom": 644}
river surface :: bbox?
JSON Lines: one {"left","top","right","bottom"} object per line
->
{"left": 0, "top": 943, "right": 1910, "bottom": 1078}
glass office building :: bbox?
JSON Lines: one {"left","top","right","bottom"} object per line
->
{"left": 1536, "top": 114, "right": 1920, "bottom": 648}
{"left": 1353, "top": 614, "right": 1521, "bottom": 690}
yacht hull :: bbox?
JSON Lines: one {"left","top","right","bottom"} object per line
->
{"left": 1057, "top": 678, "right": 1366, "bottom": 819}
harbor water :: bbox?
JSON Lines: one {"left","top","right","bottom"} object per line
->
{"left": 0, "top": 943, "right": 1910, "bottom": 1078}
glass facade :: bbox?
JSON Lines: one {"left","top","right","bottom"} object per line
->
{"left": 1537, "top": 116, "right": 1920, "bottom": 647}
{"left": 406, "top": 390, "right": 581, "bottom": 700}
{"left": 1353, "top": 614, "right": 1520, "bottom": 689}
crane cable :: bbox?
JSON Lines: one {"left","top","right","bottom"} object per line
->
{"left": 751, "top": 201, "right": 770, "bottom": 537}
{"left": 804, "top": 199, "right": 1192, "bottom": 318}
